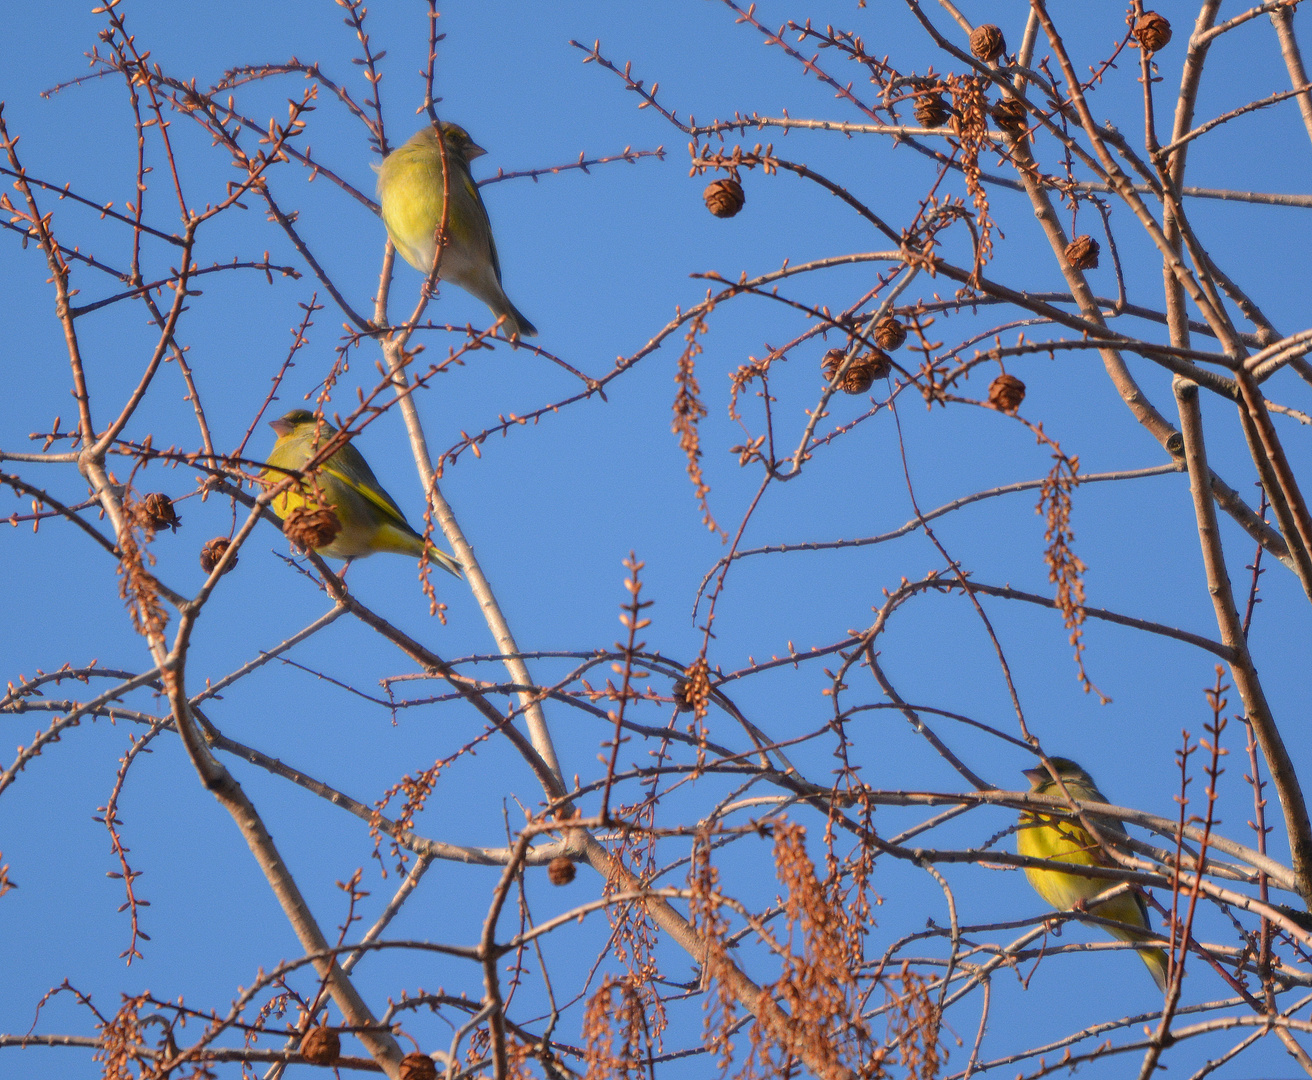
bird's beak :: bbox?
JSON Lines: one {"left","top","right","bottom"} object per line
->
{"left": 269, "top": 417, "right": 294, "bottom": 437}
{"left": 464, "top": 141, "right": 487, "bottom": 160}
{"left": 1021, "top": 766, "right": 1047, "bottom": 785}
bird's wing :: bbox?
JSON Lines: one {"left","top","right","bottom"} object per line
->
{"left": 463, "top": 169, "right": 503, "bottom": 281}
{"left": 1092, "top": 812, "right": 1131, "bottom": 840}
{"left": 1133, "top": 887, "right": 1154, "bottom": 929}
{"left": 1075, "top": 779, "right": 1133, "bottom": 840}
{"left": 322, "top": 444, "right": 415, "bottom": 534}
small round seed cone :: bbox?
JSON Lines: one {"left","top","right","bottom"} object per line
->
{"left": 138, "top": 492, "right": 181, "bottom": 532}
{"left": 1134, "top": 12, "right": 1172, "bottom": 54}
{"left": 823, "top": 348, "right": 892, "bottom": 394}
{"left": 858, "top": 349, "right": 893, "bottom": 382}
{"left": 990, "top": 99, "right": 1027, "bottom": 134}
{"left": 988, "top": 373, "right": 1026, "bottom": 414}
{"left": 299, "top": 1027, "right": 341, "bottom": 1066}
{"left": 284, "top": 506, "right": 342, "bottom": 553}
{"left": 874, "top": 317, "right": 907, "bottom": 351}
{"left": 703, "top": 177, "right": 745, "bottom": 218}
{"left": 199, "top": 537, "right": 237, "bottom": 575}
{"left": 1064, "top": 234, "right": 1100, "bottom": 270}
{"left": 970, "top": 24, "right": 1006, "bottom": 62}
{"left": 913, "top": 92, "right": 950, "bottom": 128}
{"left": 400, "top": 1053, "right": 438, "bottom": 1080}
{"left": 548, "top": 856, "right": 576, "bottom": 885}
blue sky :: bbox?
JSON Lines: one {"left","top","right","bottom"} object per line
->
{"left": 3, "top": 2, "right": 1312, "bottom": 1078}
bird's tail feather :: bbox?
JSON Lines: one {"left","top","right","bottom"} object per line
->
{"left": 425, "top": 543, "right": 463, "bottom": 579}
{"left": 1137, "top": 945, "right": 1170, "bottom": 992}
{"left": 506, "top": 302, "right": 537, "bottom": 339}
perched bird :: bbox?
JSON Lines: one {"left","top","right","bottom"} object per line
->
{"left": 1018, "top": 757, "right": 1169, "bottom": 991}
{"left": 377, "top": 121, "right": 538, "bottom": 339}
{"left": 262, "top": 409, "right": 461, "bottom": 578}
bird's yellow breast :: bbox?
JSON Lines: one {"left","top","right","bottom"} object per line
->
{"left": 378, "top": 145, "right": 447, "bottom": 272}
{"left": 1018, "top": 812, "right": 1147, "bottom": 927}
{"left": 1017, "top": 812, "right": 1114, "bottom": 911}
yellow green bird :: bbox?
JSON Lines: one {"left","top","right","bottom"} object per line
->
{"left": 377, "top": 122, "right": 537, "bottom": 339}
{"left": 1018, "top": 757, "right": 1169, "bottom": 991}
{"left": 262, "top": 409, "right": 461, "bottom": 577}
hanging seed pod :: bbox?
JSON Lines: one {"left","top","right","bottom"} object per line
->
{"left": 283, "top": 506, "right": 342, "bottom": 553}
{"left": 822, "top": 348, "right": 891, "bottom": 394}
{"left": 400, "top": 1054, "right": 438, "bottom": 1080}
{"left": 988, "top": 373, "right": 1026, "bottom": 414}
{"left": 199, "top": 537, "right": 237, "bottom": 575}
{"left": 548, "top": 856, "right": 576, "bottom": 886}
{"left": 1064, "top": 235, "right": 1100, "bottom": 270}
{"left": 703, "top": 177, "right": 745, "bottom": 218}
{"left": 913, "top": 92, "right": 950, "bottom": 128}
{"left": 990, "top": 99, "right": 1027, "bottom": 134}
{"left": 874, "top": 317, "right": 907, "bottom": 351}
{"left": 970, "top": 24, "right": 1006, "bottom": 62}
{"left": 1134, "top": 12, "right": 1172, "bottom": 54}
{"left": 300, "top": 1027, "right": 341, "bottom": 1066}
{"left": 137, "top": 492, "right": 180, "bottom": 532}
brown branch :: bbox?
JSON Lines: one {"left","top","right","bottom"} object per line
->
{"left": 1174, "top": 376, "right": 1312, "bottom": 904}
